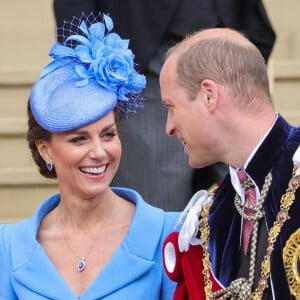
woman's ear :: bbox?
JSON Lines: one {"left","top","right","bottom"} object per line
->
{"left": 199, "top": 79, "right": 219, "bottom": 112}
{"left": 35, "top": 140, "right": 51, "bottom": 162}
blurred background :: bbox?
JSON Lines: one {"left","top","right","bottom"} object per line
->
{"left": 0, "top": 0, "right": 299, "bottom": 222}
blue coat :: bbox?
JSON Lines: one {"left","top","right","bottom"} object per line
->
{"left": 0, "top": 188, "right": 180, "bottom": 299}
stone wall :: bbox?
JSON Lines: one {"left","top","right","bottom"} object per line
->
{"left": 265, "top": 0, "right": 300, "bottom": 125}
{"left": 0, "top": 0, "right": 58, "bottom": 222}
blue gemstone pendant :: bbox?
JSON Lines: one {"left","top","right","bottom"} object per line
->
{"left": 77, "top": 257, "right": 86, "bottom": 272}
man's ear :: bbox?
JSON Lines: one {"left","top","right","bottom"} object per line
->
{"left": 199, "top": 79, "right": 219, "bottom": 112}
{"left": 35, "top": 140, "right": 51, "bottom": 162}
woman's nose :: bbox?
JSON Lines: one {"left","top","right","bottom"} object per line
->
{"left": 89, "top": 141, "right": 105, "bottom": 158}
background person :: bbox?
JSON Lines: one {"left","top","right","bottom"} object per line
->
{"left": 0, "top": 13, "right": 179, "bottom": 299}
{"left": 159, "top": 28, "right": 300, "bottom": 299}
{"left": 52, "top": 0, "right": 276, "bottom": 211}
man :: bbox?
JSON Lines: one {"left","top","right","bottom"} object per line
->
{"left": 160, "top": 28, "right": 300, "bottom": 299}
{"left": 53, "top": 0, "right": 276, "bottom": 210}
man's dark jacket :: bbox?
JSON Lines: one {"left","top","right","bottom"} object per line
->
{"left": 54, "top": 0, "right": 276, "bottom": 68}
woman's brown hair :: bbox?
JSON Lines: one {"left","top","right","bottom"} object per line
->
{"left": 26, "top": 100, "right": 121, "bottom": 179}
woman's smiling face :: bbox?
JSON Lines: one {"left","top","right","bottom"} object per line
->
{"left": 37, "top": 110, "right": 121, "bottom": 199}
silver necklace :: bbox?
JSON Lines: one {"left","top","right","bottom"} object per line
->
{"left": 61, "top": 198, "right": 116, "bottom": 272}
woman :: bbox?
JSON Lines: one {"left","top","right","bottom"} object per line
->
{"left": 0, "top": 13, "right": 179, "bottom": 299}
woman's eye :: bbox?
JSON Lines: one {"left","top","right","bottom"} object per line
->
{"left": 70, "top": 136, "right": 86, "bottom": 143}
{"left": 104, "top": 131, "right": 117, "bottom": 138}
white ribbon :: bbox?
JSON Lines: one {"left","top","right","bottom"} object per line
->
{"left": 177, "top": 190, "right": 212, "bottom": 252}
{"left": 292, "top": 145, "right": 300, "bottom": 176}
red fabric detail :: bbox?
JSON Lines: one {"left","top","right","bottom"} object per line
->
{"left": 163, "top": 232, "right": 222, "bottom": 300}
{"left": 163, "top": 231, "right": 184, "bottom": 282}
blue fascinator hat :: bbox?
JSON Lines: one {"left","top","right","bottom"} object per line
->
{"left": 30, "top": 13, "right": 146, "bottom": 132}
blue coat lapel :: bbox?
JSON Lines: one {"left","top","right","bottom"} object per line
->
{"left": 8, "top": 188, "right": 167, "bottom": 299}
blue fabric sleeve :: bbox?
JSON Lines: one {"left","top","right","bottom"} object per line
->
{"left": 160, "top": 211, "right": 180, "bottom": 299}
{"left": 0, "top": 224, "right": 17, "bottom": 299}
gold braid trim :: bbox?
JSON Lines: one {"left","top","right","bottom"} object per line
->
{"left": 200, "top": 199, "right": 213, "bottom": 296}
{"left": 200, "top": 165, "right": 299, "bottom": 300}
{"left": 282, "top": 174, "right": 300, "bottom": 300}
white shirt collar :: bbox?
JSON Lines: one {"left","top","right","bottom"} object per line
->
{"left": 292, "top": 146, "right": 300, "bottom": 176}
{"left": 229, "top": 114, "right": 278, "bottom": 203}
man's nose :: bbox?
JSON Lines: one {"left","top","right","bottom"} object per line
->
{"left": 166, "top": 115, "right": 175, "bottom": 136}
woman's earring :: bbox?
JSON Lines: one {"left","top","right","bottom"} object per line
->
{"left": 46, "top": 161, "right": 53, "bottom": 172}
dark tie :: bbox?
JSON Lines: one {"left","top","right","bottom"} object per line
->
{"left": 237, "top": 169, "right": 256, "bottom": 255}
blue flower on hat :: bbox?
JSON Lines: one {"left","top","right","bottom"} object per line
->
{"left": 41, "top": 14, "right": 146, "bottom": 101}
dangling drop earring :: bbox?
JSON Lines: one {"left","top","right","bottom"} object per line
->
{"left": 46, "top": 161, "right": 53, "bottom": 172}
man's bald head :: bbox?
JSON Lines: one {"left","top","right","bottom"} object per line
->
{"left": 167, "top": 27, "right": 257, "bottom": 58}
{"left": 163, "top": 27, "right": 270, "bottom": 103}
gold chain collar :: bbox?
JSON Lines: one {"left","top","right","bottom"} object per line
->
{"left": 200, "top": 165, "right": 299, "bottom": 299}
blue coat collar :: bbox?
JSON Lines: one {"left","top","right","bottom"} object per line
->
{"left": 8, "top": 187, "right": 166, "bottom": 299}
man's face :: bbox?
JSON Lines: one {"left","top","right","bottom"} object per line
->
{"left": 160, "top": 57, "right": 217, "bottom": 168}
